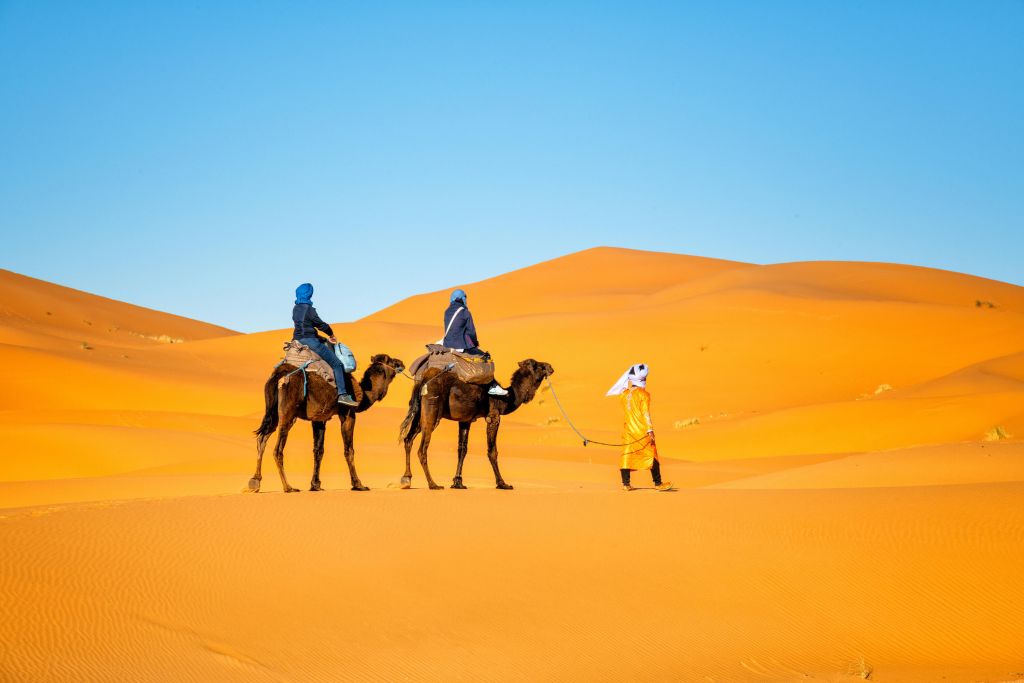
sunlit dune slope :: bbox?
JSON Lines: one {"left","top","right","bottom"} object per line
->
{"left": 366, "top": 246, "right": 752, "bottom": 325}
{"left": 0, "top": 269, "right": 236, "bottom": 347}
{"left": 361, "top": 247, "right": 1024, "bottom": 462}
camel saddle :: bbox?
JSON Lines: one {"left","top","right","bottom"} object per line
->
{"left": 279, "top": 340, "right": 363, "bottom": 403}
{"left": 408, "top": 344, "right": 495, "bottom": 385}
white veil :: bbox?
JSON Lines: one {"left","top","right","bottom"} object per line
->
{"left": 606, "top": 363, "right": 649, "bottom": 396}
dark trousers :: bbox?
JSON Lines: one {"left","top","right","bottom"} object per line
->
{"left": 621, "top": 459, "right": 661, "bottom": 486}
{"left": 296, "top": 336, "right": 349, "bottom": 397}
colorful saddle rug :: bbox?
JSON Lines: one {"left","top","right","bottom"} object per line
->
{"left": 278, "top": 340, "right": 362, "bottom": 402}
{"left": 408, "top": 344, "right": 495, "bottom": 385}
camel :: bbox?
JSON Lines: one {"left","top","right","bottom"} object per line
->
{"left": 398, "top": 358, "right": 554, "bottom": 490}
{"left": 247, "top": 353, "right": 405, "bottom": 493}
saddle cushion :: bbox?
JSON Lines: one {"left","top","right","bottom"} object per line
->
{"left": 280, "top": 340, "right": 362, "bottom": 402}
{"left": 409, "top": 344, "right": 494, "bottom": 385}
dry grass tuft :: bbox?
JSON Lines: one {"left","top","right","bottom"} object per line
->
{"left": 985, "top": 426, "right": 1011, "bottom": 441}
{"left": 845, "top": 655, "right": 872, "bottom": 679}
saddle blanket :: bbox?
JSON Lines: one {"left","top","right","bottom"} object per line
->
{"left": 279, "top": 340, "right": 362, "bottom": 402}
{"left": 408, "top": 344, "right": 494, "bottom": 385}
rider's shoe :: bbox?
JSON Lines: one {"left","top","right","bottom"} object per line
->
{"left": 487, "top": 383, "right": 509, "bottom": 396}
{"left": 337, "top": 394, "right": 358, "bottom": 407}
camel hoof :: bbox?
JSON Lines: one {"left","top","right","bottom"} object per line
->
{"left": 496, "top": 483, "right": 514, "bottom": 490}
{"left": 244, "top": 478, "right": 261, "bottom": 493}
{"left": 450, "top": 482, "right": 467, "bottom": 489}
{"left": 428, "top": 483, "right": 444, "bottom": 490}
{"left": 399, "top": 476, "right": 412, "bottom": 490}
{"left": 284, "top": 487, "right": 301, "bottom": 493}
{"left": 309, "top": 484, "right": 323, "bottom": 492}
{"left": 351, "top": 485, "right": 370, "bottom": 492}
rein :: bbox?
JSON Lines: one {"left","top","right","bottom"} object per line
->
{"left": 544, "top": 377, "right": 652, "bottom": 450}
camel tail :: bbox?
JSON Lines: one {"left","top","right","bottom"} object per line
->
{"left": 398, "top": 383, "right": 422, "bottom": 442}
{"left": 254, "top": 375, "right": 280, "bottom": 437}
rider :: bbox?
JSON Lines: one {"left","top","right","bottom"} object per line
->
{"left": 292, "top": 283, "right": 358, "bottom": 406}
{"left": 442, "top": 288, "right": 508, "bottom": 396}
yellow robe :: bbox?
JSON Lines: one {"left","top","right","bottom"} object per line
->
{"left": 620, "top": 386, "right": 658, "bottom": 470}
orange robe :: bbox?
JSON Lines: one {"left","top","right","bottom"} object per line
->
{"left": 620, "top": 386, "right": 658, "bottom": 470}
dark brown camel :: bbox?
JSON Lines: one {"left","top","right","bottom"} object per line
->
{"left": 398, "top": 359, "right": 554, "bottom": 490}
{"left": 246, "top": 353, "right": 405, "bottom": 493}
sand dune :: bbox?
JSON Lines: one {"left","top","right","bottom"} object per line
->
{"left": 2, "top": 248, "right": 1023, "bottom": 681}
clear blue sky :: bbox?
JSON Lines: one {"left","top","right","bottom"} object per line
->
{"left": 2, "top": 1, "right": 1021, "bottom": 332}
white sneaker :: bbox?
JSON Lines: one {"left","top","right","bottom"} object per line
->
{"left": 487, "top": 383, "right": 509, "bottom": 396}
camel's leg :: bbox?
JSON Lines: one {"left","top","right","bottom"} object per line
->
{"left": 310, "top": 420, "right": 326, "bottom": 491}
{"left": 417, "top": 399, "right": 444, "bottom": 490}
{"left": 273, "top": 416, "right": 301, "bottom": 493}
{"left": 246, "top": 432, "right": 272, "bottom": 492}
{"left": 417, "top": 426, "right": 444, "bottom": 490}
{"left": 401, "top": 422, "right": 421, "bottom": 489}
{"left": 341, "top": 412, "right": 368, "bottom": 491}
{"left": 486, "top": 413, "right": 512, "bottom": 490}
{"left": 451, "top": 421, "right": 471, "bottom": 489}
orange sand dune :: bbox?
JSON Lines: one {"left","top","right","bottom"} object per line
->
{"left": 0, "top": 268, "right": 236, "bottom": 346}
{"left": 2, "top": 248, "right": 1024, "bottom": 681}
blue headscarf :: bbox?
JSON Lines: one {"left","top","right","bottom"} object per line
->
{"left": 295, "top": 283, "right": 314, "bottom": 304}
{"left": 450, "top": 288, "right": 467, "bottom": 303}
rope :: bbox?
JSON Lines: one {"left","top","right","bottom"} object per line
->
{"left": 544, "top": 377, "right": 652, "bottom": 449}
{"left": 283, "top": 360, "right": 314, "bottom": 398}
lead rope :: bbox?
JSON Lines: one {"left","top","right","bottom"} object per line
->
{"left": 544, "top": 377, "right": 651, "bottom": 450}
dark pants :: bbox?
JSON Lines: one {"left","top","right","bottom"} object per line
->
{"left": 296, "top": 336, "right": 348, "bottom": 397}
{"left": 621, "top": 460, "right": 661, "bottom": 486}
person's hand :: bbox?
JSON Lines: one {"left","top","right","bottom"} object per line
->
{"left": 328, "top": 336, "right": 338, "bottom": 344}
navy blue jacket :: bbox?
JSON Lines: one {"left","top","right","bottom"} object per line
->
{"left": 293, "top": 303, "right": 334, "bottom": 340}
{"left": 442, "top": 300, "right": 478, "bottom": 350}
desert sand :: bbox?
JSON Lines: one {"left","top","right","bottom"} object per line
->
{"left": 1, "top": 248, "right": 1023, "bottom": 682}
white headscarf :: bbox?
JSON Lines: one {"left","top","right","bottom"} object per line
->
{"left": 606, "top": 363, "right": 649, "bottom": 396}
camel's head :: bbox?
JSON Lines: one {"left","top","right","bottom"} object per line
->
{"left": 517, "top": 359, "right": 554, "bottom": 382}
{"left": 371, "top": 354, "right": 406, "bottom": 376}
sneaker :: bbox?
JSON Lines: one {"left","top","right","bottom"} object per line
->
{"left": 337, "top": 394, "right": 358, "bottom": 407}
{"left": 621, "top": 484, "right": 634, "bottom": 492}
{"left": 487, "top": 383, "right": 509, "bottom": 396}
{"left": 654, "top": 482, "right": 675, "bottom": 492}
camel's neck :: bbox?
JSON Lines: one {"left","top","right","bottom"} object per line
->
{"left": 502, "top": 371, "right": 542, "bottom": 415}
{"left": 357, "top": 366, "right": 395, "bottom": 412}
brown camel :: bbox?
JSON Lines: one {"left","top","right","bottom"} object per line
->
{"left": 398, "top": 358, "right": 554, "bottom": 490}
{"left": 247, "top": 353, "right": 405, "bottom": 493}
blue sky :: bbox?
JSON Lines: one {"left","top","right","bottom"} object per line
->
{"left": 2, "top": 1, "right": 1021, "bottom": 332}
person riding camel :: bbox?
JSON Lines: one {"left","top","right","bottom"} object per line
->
{"left": 292, "top": 283, "right": 358, "bottom": 407}
{"left": 442, "top": 288, "right": 508, "bottom": 396}
{"left": 607, "top": 363, "right": 673, "bottom": 491}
